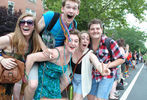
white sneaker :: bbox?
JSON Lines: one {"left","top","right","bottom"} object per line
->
{"left": 114, "top": 91, "right": 120, "bottom": 97}
{"left": 123, "top": 82, "right": 128, "bottom": 86}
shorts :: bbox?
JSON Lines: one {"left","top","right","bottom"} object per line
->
{"left": 88, "top": 77, "right": 115, "bottom": 100}
{"left": 28, "top": 63, "right": 38, "bottom": 80}
{"left": 72, "top": 73, "right": 82, "bottom": 94}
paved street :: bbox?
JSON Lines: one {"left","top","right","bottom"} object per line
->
{"left": 120, "top": 63, "right": 147, "bottom": 100}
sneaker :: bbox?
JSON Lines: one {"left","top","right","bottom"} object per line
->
{"left": 114, "top": 91, "right": 120, "bottom": 97}
{"left": 121, "top": 77, "right": 125, "bottom": 80}
{"left": 123, "top": 82, "right": 128, "bottom": 86}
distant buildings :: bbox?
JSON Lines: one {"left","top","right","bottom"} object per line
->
{"left": 0, "top": 0, "right": 45, "bottom": 21}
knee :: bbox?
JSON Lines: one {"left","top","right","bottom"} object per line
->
{"left": 28, "top": 80, "right": 38, "bottom": 91}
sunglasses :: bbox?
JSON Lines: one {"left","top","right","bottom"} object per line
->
{"left": 19, "top": 20, "right": 34, "bottom": 26}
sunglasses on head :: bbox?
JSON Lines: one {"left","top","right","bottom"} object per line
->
{"left": 19, "top": 20, "right": 34, "bottom": 26}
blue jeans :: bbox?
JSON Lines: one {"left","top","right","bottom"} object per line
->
{"left": 88, "top": 77, "right": 115, "bottom": 100}
{"left": 72, "top": 74, "right": 82, "bottom": 94}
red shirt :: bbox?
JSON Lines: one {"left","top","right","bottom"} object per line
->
{"left": 127, "top": 53, "right": 132, "bottom": 61}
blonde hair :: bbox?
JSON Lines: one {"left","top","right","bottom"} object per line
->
{"left": 12, "top": 13, "right": 41, "bottom": 55}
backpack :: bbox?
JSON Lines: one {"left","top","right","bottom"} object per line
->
{"left": 40, "top": 12, "right": 60, "bottom": 48}
{"left": 105, "top": 38, "right": 115, "bottom": 76}
{"left": 40, "top": 12, "right": 76, "bottom": 48}
{"left": 105, "top": 37, "right": 114, "bottom": 62}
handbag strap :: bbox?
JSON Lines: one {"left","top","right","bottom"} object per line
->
{"left": 71, "top": 49, "right": 90, "bottom": 80}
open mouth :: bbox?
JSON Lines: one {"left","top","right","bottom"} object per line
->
{"left": 69, "top": 46, "right": 75, "bottom": 50}
{"left": 82, "top": 44, "right": 87, "bottom": 47}
{"left": 23, "top": 28, "right": 30, "bottom": 31}
{"left": 67, "top": 14, "right": 74, "bottom": 19}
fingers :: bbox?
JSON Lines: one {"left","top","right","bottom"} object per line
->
{"left": 43, "top": 49, "right": 51, "bottom": 58}
{"left": 43, "top": 49, "right": 54, "bottom": 59}
{"left": 106, "top": 61, "right": 111, "bottom": 68}
{"left": 101, "top": 62, "right": 112, "bottom": 76}
{"left": 101, "top": 62, "right": 104, "bottom": 74}
{"left": 1, "top": 58, "right": 17, "bottom": 69}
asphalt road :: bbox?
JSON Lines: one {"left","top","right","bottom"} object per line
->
{"left": 120, "top": 63, "right": 147, "bottom": 100}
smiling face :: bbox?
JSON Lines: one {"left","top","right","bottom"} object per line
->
{"left": 80, "top": 32, "right": 90, "bottom": 51}
{"left": 19, "top": 16, "right": 34, "bottom": 39}
{"left": 65, "top": 34, "right": 79, "bottom": 54}
{"left": 61, "top": 0, "right": 79, "bottom": 25}
{"left": 89, "top": 24, "right": 103, "bottom": 39}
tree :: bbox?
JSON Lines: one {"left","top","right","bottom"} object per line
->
{"left": 44, "top": 0, "right": 147, "bottom": 30}
{"left": 0, "top": 6, "right": 22, "bottom": 36}
{"left": 106, "top": 27, "right": 147, "bottom": 54}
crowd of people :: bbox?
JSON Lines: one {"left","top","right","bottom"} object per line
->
{"left": 0, "top": 0, "right": 144, "bottom": 100}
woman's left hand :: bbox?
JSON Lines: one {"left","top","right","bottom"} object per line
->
{"left": 101, "top": 63, "right": 111, "bottom": 76}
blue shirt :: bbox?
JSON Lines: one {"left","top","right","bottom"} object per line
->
{"left": 43, "top": 11, "right": 77, "bottom": 47}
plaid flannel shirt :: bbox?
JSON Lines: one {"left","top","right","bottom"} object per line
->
{"left": 92, "top": 35, "right": 124, "bottom": 82}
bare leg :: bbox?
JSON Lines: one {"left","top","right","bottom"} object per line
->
{"left": 24, "top": 80, "right": 38, "bottom": 100}
{"left": 24, "top": 63, "right": 38, "bottom": 100}
{"left": 109, "top": 81, "right": 118, "bottom": 99}
{"left": 87, "top": 95, "right": 96, "bottom": 100}
{"left": 13, "top": 81, "right": 22, "bottom": 100}
{"left": 73, "top": 93, "right": 83, "bottom": 100}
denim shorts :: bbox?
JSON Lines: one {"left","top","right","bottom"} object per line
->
{"left": 88, "top": 77, "right": 115, "bottom": 99}
{"left": 28, "top": 63, "right": 38, "bottom": 80}
{"left": 72, "top": 73, "right": 82, "bottom": 94}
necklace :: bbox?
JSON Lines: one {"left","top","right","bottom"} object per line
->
{"left": 60, "top": 15, "right": 74, "bottom": 42}
{"left": 63, "top": 45, "right": 72, "bottom": 81}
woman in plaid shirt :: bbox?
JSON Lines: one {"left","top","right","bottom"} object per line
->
{"left": 87, "top": 19, "right": 125, "bottom": 100}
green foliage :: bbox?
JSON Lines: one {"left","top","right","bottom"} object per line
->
{"left": 44, "top": 0, "right": 147, "bottom": 54}
{"left": 106, "top": 27, "right": 147, "bottom": 54}
{"left": 44, "top": 0, "right": 146, "bottom": 30}
{"left": 44, "top": 0, "right": 61, "bottom": 12}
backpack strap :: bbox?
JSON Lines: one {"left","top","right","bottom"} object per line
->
{"left": 47, "top": 12, "right": 60, "bottom": 31}
{"left": 40, "top": 12, "right": 60, "bottom": 35}
{"left": 105, "top": 38, "right": 114, "bottom": 61}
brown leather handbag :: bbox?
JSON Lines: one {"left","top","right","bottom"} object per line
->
{"left": 0, "top": 53, "right": 25, "bottom": 83}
